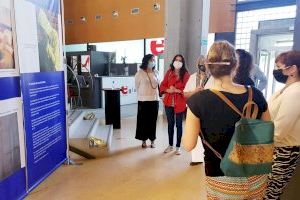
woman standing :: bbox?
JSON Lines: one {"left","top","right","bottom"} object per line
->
{"left": 264, "top": 51, "right": 300, "bottom": 199}
{"left": 183, "top": 41, "right": 271, "bottom": 199}
{"left": 184, "top": 56, "right": 214, "bottom": 166}
{"left": 233, "top": 49, "right": 255, "bottom": 86}
{"left": 160, "top": 54, "right": 189, "bottom": 155}
{"left": 135, "top": 54, "right": 159, "bottom": 148}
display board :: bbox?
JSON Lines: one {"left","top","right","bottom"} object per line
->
{"left": 15, "top": 0, "right": 67, "bottom": 191}
{"left": 0, "top": 1, "right": 27, "bottom": 199}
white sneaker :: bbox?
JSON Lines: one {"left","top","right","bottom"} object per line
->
{"left": 164, "top": 146, "right": 174, "bottom": 153}
{"left": 175, "top": 147, "right": 181, "bottom": 155}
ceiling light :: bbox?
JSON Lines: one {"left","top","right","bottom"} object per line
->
{"left": 153, "top": 3, "right": 160, "bottom": 11}
{"left": 80, "top": 16, "right": 86, "bottom": 23}
{"left": 112, "top": 11, "right": 119, "bottom": 18}
{"left": 275, "top": 40, "right": 293, "bottom": 47}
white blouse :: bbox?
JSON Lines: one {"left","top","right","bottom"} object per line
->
{"left": 268, "top": 81, "right": 300, "bottom": 147}
{"left": 183, "top": 72, "right": 214, "bottom": 92}
{"left": 135, "top": 69, "right": 159, "bottom": 101}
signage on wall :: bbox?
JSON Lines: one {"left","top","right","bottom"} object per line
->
{"left": 150, "top": 39, "right": 164, "bottom": 56}
{"left": 121, "top": 86, "right": 128, "bottom": 95}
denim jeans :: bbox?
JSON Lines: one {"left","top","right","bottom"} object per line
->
{"left": 165, "top": 106, "right": 184, "bottom": 147}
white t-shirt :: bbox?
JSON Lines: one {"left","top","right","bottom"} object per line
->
{"left": 184, "top": 72, "right": 214, "bottom": 92}
{"left": 135, "top": 69, "right": 159, "bottom": 101}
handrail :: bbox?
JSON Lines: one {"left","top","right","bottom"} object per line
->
{"left": 66, "top": 64, "right": 81, "bottom": 108}
{"left": 71, "top": 57, "right": 94, "bottom": 91}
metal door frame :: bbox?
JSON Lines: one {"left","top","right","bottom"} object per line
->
{"left": 249, "top": 28, "right": 294, "bottom": 65}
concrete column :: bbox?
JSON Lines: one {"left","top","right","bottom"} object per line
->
{"left": 293, "top": 0, "right": 300, "bottom": 50}
{"left": 164, "top": 0, "right": 210, "bottom": 74}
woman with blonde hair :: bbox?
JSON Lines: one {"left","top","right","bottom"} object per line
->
{"left": 183, "top": 41, "right": 271, "bottom": 199}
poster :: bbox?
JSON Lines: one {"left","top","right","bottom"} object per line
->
{"left": 0, "top": 0, "right": 19, "bottom": 77}
{"left": 0, "top": 1, "right": 27, "bottom": 199}
{"left": 0, "top": 99, "right": 26, "bottom": 200}
{"left": 15, "top": 0, "right": 67, "bottom": 191}
{"left": 15, "top": 0, "right": 63, "bottom": 74}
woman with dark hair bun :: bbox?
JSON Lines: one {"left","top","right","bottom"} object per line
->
{"left": 160, "top": 54, "right": 189, "bottom": 155}
{"left": 234, "top": 49, "right": 255, "bottom": 86}
{"left": 135, "top": 54, "right": 159, "bottom": 148}
{"left": 264, "top": 50, "right": 300, "bottom": 199}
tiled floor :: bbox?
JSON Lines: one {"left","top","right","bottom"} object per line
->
{"left": 26, "top": 114, "right": 207, "bottom": 200}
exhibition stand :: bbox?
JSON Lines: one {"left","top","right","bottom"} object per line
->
{"left": 0, "top": 0, "right": 67, "bottom": 199}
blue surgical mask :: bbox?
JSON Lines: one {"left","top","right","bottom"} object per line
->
{"left": 148, "top": 62, "right": 155, "bottom": 69}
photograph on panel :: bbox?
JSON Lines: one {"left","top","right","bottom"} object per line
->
{"left": 0, "top": 112, "right": 21, "bottom": 181}
{"left": 0, "top": 0, "right": 15, "bottom": 70}
{"left": 36, "top": 6, "right": 60, "bottom": 72}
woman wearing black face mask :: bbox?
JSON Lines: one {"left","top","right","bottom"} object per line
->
{"left": 264, "top": 51, "right": 300, "bottom": 199}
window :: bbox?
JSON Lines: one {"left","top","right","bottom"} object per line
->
{"left": 235, "top": 5, "right": 296, "bottom": 51}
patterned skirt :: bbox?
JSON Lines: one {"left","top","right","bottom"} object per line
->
{"left": 206, "top": 175, "right": 268, "bottom": 200}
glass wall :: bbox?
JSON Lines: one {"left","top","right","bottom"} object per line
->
{"left": 90, "top": 40, "right": 144, "bottom": 64}
{"left": 65, "top": 40, "right": 144, "bottom": 64}
{"left": 235, "top": 5, "right": 296, "bottom": 51}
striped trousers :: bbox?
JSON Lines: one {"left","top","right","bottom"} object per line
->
{"left": 264, "top": 146, "right": 300, "bottom": 200}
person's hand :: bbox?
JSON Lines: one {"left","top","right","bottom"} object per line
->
{"left": 166, "top": 86, "right": 175, "bottom": 93}
{"left": 174, "top": 88, "right": 182, "bottom": 94}
{"left": 194, "top": 86, "right": 204, "bottom": 93}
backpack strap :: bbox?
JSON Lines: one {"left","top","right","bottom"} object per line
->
{"left": 243, "top": 86, "right": 259, "bottom": 119}
{"left": 201, "top": 138, "right": 223, "bottom": 160}
{"left": 209, "top": 89, "right": 243, "bottom": 117}
{"left": 210, "top": 87, "right": 259, "bottom": 119}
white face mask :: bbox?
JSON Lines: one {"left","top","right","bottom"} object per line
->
{"left": 173, "top": 61, "right": 183, "bottom": 69}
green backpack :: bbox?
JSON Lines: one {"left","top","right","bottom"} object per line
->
{"left": 202, "top": 87, "right": 274, "bottom": 177}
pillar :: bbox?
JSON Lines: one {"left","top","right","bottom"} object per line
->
{"left": 164, "top": 0, "right": 210, "bottom": 74}
{"left": 293, "top": 0, "right": 300, "bottom": 50}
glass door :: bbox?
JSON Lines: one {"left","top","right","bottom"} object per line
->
{"left": 257, "top": 33, "right": 293, "bottom": 99}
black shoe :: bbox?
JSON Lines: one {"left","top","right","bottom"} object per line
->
{"left": 150, "top": 142, "right": 155, "bottom": 148}
{"left": 190, "top": 162, "right": 203, "bottom": 166}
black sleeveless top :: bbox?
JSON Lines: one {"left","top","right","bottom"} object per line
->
{"left": 187, "top": 87, "right": 267, "bottom": 176}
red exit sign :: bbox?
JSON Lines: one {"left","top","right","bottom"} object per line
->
{"left": 150, "top": 39, "right": 164, "bottom": 56}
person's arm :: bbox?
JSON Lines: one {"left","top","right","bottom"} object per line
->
{"left": 159, "top": 71, "right": 169, "bottom": 94}
{"left": 183, "top": 108, "right": 200, "bottom": 151}
{"left": 184, "top": 87, "right": 204, "bottom": 98}
{"left": 184, "top": 91, "right": 194, "bottom": 99}
{"left": 175, "top": 72, "right": 190, "bottom": 94}
{"left": 273, "top": 91, "right": 300, "bottom": 141}
{"left": 183, "top": 75, "right": 195, "bottom": 98}
{"left": 160, "top": 70, "right": 175, "bottom": 94}
{"left": 260, "top": 109, "right": 271, "bottom": 121}
{"left": 135, "top": 72, "right": 141, "bottom": 90}
{"left": 255, "top": 67, "right": 267, "bottom": 91}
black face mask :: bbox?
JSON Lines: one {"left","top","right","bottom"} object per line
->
{"left": 198, "top": 64, "right": 206, "bottom": 72}
{"left": 273, "top": 69, "right": 288, "bottom": 83}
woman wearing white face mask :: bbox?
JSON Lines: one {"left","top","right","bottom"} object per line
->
{"left": 135, "top": 54, "right": 159, "bottom": 148}
{"left": 264, "top": 51, "right": 300, "bottom": 199}
{"left": 160, "top": 54, "right": 190, "bottom": 155}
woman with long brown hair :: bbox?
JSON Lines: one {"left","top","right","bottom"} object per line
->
{"left": 160, "top": 54, "right": 189, "bottom": 155}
